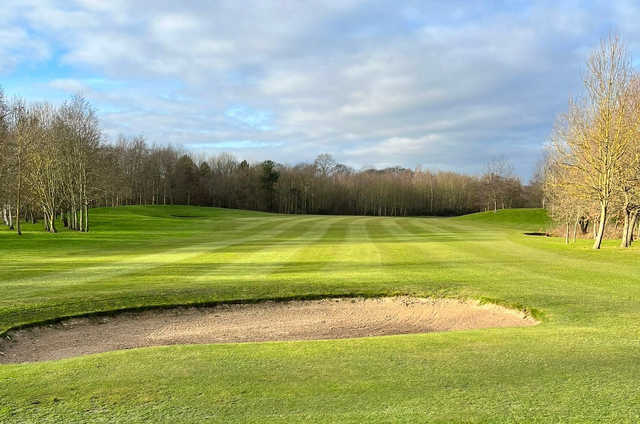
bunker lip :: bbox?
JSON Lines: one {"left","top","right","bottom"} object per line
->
{"left": 0, "top": 297, "right": 538, "bottom": 364}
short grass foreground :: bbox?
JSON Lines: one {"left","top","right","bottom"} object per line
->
{"left": 1, "top": 206, "right": 639, "bottom": 423}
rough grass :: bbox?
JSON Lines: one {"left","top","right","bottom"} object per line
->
{"left": 1, "top": 206, "right": 639, "bottom": 423}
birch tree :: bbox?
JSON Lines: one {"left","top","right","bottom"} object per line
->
{"left": 58, "top": 96, "right": 100, "bottom": 232}
{"left": 27, "top": 103, "right": 61, "bottom": 233}
{"left": 0, "top": 88, "right": 11, "bottom": 229}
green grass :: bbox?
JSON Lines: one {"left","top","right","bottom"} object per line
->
{"left": 1, "top": 205, "right": 639, "bottom": 423}
{"left": 453, "top": 207, "right": 552, "bottom": 230}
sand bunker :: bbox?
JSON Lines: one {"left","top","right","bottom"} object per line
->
{"left": 0, "top": 297, "right": 538, "bottom": 363}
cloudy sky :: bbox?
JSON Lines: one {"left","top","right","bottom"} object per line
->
{"left": 2, "top": 1, "right": 640, "bottom": 180}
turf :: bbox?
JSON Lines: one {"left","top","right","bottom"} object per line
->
{"left": 0, "top": 206, "right": 639, "bottom": 423}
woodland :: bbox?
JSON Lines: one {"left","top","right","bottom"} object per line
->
{"left": 0, "top": 93, "right": 541, "bottom": 234}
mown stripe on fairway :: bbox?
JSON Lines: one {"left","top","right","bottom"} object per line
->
{"left": 396, "top": 218, "right": 640, "bottom": 325}
{"left": 176, "top": 216, "right": 336, "bottom": 285}
{"left": 358, "top": 218, "right": 468, "bottom": 292}
{"left": 261, "top": 217, "right": 352, "bottom": 281}
{"left": 267, "top": 216, "right": 366, "bottom": 286}
{"left": 391, "top": 218, "right": 483, "bottom": 264}
{"left": 1, "top": 217, "right": 296, "bottom": 289}
{"left": 6, "top": 216, "right": 318, "bottom": 296}
{"left": 0, "top": 217, "right": 320, "bottom": 332}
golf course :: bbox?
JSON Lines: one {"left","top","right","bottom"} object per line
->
{"left": 1, "top": 205, "right": 639, "bottom": 423}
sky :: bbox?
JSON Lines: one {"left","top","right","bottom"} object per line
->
{"left": 2, "top": 1, "right": 640, "bottom": 181}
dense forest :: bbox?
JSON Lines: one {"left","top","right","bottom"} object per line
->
{"left": 95, "top": 146, "right": 542, "bottom": 216}
{"left": 0, "top": 88, "right": 542, "bottom": 235}
{"left": 545, "top": 35, "right": 640, "bottom": 249}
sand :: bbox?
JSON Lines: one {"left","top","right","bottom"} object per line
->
{"left": 0, "top": 297, "right": 538, "bottom": 363}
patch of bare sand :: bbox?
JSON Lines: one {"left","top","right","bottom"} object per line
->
{"left": 0, "top": 297, "right": 538, "bottom": 363}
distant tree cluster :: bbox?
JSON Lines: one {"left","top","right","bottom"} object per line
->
{"left": 0, "top": 93, "right": 99, "bottom": 234}
{"left": 1, "top": 89, "right": 542, "bottom": 235}
{"left": 545, "top": 35, "right": 640, "bottom": 249}
{"left": 95, "top": 143, "right": 540, "bottom": 217}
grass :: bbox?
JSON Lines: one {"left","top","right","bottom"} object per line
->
{"left": 1, "top": 205, "right": 639, "bottom": 423}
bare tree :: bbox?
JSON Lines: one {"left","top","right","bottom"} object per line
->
{"left": 26, "top": 103, "right": 62, "bottom": 233}
{"left": 58, "top": 96, "right": 100, "bottom": 232}
{"left": 617, "top": 75, "right": 640, "bottom": 247}
{"left": 549, "top": 35, "right": 634, "bottom": 249}
{"left": 314, "top": 153, "right": 336, "bottom": 177}
{"left": 483, "top": 157, "right": 516, "bottom": 212}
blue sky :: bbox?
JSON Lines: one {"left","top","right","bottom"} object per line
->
{"left": 2, "top": 1, "right": 640, "bottom": 180}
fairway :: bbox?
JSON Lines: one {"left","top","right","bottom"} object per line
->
{"left": 1, "top": 206, "right": 640, "bottom": 423}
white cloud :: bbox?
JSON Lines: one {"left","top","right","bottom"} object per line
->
{"left": 0, "top": 26, "right": 50, "bottom": 72}
{"left": 49, "top": 78, "right": 89, "bottom": 93}
{"left": 2, "top": 1, "right": 640, "bottom": 179}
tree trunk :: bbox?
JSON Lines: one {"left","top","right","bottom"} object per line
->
{"left": 48, "top": 212, "right": 57, "bottom": 233}
{"left": 83, "top": 203, "right": 89, "bottom": 232}
{"left": 15, "top": 203, "right": 21, "bottom": 235}
{"left": 625, "top": 211, "right": 638, "bottom": 247}
{"left": 565, "top": 221, "right": 570, "bottom": 244}
{"left": 579, "top": 217, "right": 589, "bottom": 234}
{"left": 16, "top": 157, "right": 22, "bottom": 235}
{"left": 593, "top": 203, "right": 607, "bottom": 250}
{"left": 632, "top": 212, "right": 639, "bottom": 243}
{"left": 620, "top": 204, "right": 631, "bottom": 248}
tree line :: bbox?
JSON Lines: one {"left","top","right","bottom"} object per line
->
{"left": 0, "top": 93, "right": 99, "bottom": 234}
{"left": 1, "top": 90, "right": 542, "bottom": 235}
{"left": 82, "top": 142, "right": 542, "bottom": 217}
{"left": 94, "top": 142, "right": 541, "bottom": 216}
{"left": 545, "top": 35, "right": 640, "bottom": 249}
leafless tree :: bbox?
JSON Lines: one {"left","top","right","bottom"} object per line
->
{"left": 548, "top": 35, "right": 635, "bottom": 249}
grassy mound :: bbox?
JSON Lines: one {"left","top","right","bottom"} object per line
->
{"left": 453, "top": 207, "right": 551, "bottom": 230}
